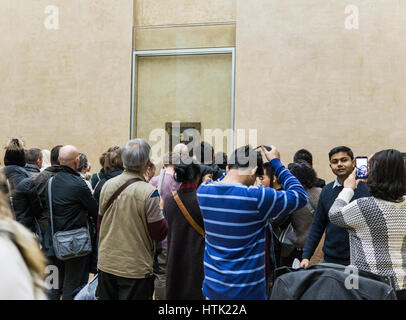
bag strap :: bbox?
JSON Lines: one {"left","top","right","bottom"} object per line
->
{"left": 306, "top": 202, "right": 316, "bottom": 216}
{"left": 172, "top": 190, "right": 205, "bottom": 237}
{"left": 94, "top": 179, "right": 102, "bottom": 193}
{"left": 101, "top": 178, "right": 142, "bottom": 215}
{"left": 47, "top": 177, "right": 55, "bottom": 236}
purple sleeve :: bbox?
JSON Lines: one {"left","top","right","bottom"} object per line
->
{"left": 149, "top": 176, "right": 158, "bottom": 187}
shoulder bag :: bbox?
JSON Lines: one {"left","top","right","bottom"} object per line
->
{"left": 48, "top": 177, "right": 92, "bottom": 261}
{"left": 275, "top": 202, "right": 316, "bottom": 257}
{"left": 172, "top": 190, "right": 205, "bottom": 238}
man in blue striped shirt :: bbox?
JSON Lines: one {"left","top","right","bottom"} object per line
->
{"left": 197, "top": 145, "right": 308, "bottom": 299}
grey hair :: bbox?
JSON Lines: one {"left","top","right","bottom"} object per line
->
{"left": 122, "top": 139, "right": 151, "bottom": 173}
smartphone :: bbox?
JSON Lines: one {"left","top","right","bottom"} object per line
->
{"left": 355, "top": 156, "right": 368, "bottom": 179}
{"left": 255, "top": 145, "right": 272, "bottom": 151}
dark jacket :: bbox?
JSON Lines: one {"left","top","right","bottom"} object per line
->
{"left": 302, "top": 181, "right": 370, "bottom": 262}
{"left": 164, "top": 185, "right": 205, "bottom": 300}
{"left": 32, "top": 165, "right": 62, "bottom": 234}
{"left": 3, "top": 165, "right": 28, "bottom": 191}
{"left": 287, "top": 187, "right": 322, "bottom": 249}
{"left": 91, "top": 170, "right": 106, "bottom": 190}
{"left": 314, "top": 178, "right": 326, "bottom": 189}
{"left": 93, "top": 168, "right": 123, "bottom": 205}
{"left": 24, "top": 164, "right": 41, "bottom": 178}
{"left": 3, "top": 165, "right": 42, "bottom": 234}
{"left": 42, "top": 165, "right": 98, "bottom": 257}
{"left": 270, "top": 263, "right": 397, "bottom": 300}
{"left": 211, "top": 164, "right": 225, "bottom": 181}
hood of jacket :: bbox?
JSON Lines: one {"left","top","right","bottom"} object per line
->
{"left": 3, "top": 165, "right": 29, "bottom": 190}
{"left": 105, "top": 168, "right": 124, "bottom": 180}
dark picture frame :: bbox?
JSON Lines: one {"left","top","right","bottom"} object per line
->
{"left": 165, "top": 122, "right": 201, "bottom": 152}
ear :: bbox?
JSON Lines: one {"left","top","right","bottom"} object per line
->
{"left": 352, "top": 158, "right": 356, "bottom": 168}
{"left": 225, "top": 165, "right": 229, "bottom": 174}
{"left": 273, "top": 176, "right": 278, "bottom": 184}
{"left": 250, "top": 166, "right": 258, "bottom": 176}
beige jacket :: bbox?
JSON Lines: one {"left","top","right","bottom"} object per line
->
{"left": 98, "top": 171, "right": 163, "bottom": 279}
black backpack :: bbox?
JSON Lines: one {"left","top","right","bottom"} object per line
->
{"left": 270, "top": 263, "right": 397, "bottom": 300}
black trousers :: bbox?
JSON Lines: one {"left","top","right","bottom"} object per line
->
{"left": 396, "top": 289, "right": 406, "bottom": 300}
{"left": 96, "top": 270, "right": 155, "bottom": 300}
{"left": 47, "top": 255, "right": 88, "bottom": 300}
{"left": 280, "top": 248, "right": 303, "bottom": 267}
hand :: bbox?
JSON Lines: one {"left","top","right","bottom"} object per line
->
{"left": 261, "top": 145, "right": 280, "bottom": 162}
{"left": 300, "top": 259, "right": 310, "bottom": 269}
{"left": 343, "top": 168, "right": 365, "bottom": 190}
{"left": 202, "top": 174, "right": 213, "bottom": 183}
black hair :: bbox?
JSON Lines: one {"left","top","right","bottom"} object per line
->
{"left": 328, "top": 146, "right": 354, "bottom": 161}
{"left": 293, "top": 149, "right": 313, "bottom": 166}
{"left": 193, "top": 141, "right": 214, "bottom": 164}
{"left": 263, "top": 162, "right": 275, "bottom": 180}
{"left": 288, "top": 161, "right": 316, "bottom": 189}
{"left": 199, "top": 164, "right": 214, "bottom": 185}
{"left": 51, "top": 145, "right": 63, "bottom": 165}
{"left": 227, "top": 145, "right": 264, "bottom": 177}
{"left": 367, "top": 149, "right": 406, "bottom": 202}
{"left": 174, "top": 157, "right": 201, "bottom": 183}
{"left": 214, "top": 151, "right": 228, "bottom": 170}
{"left": 25, "top": 148, "right": 42, "bottom": 164}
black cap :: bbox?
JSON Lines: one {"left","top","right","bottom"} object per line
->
{"left": 4, "top": 138, "right": 26, "bottom": 167}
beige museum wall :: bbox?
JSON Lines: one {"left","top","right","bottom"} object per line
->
{"left": 134, "top": 0, "right": 236, "bottom": 26}
{"left": 0, "top": 0, "right": 133, "bottom": 172}
{"left": 235, "top": 0, "right": 406, "bottom": 182}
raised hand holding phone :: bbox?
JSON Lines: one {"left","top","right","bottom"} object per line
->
{"left": 344, "top": 167, "right": 366, "bottom": 190}
{"left": 260, "top": 145, "right": 280, "bottom": 161}
{"left": 355, "top": 156, "right": 369, "bottom": 179}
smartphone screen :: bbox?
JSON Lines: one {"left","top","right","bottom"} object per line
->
{"left": 356, "top": 157, "right": 368, "bottom": 179}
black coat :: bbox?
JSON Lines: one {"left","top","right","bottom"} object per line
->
{"left": 3, "top": 165, "right": 28, "bottom": 191}
{"left": 270, "top": 263, "right": 397, "bottom": 300}
{"left": 32, "top": 165, "right": 62, "bottom": 234}
{"left": 93, "top": 168, "right": 123, "bottom": 205}
{"left": 3, "top": 165, "right": 42, "bottom": 234}
{"left": 42, "top": 165, "right": 98, "bottom": 257}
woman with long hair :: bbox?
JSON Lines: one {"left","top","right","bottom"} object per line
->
{"left": 329, "top": 149, "right": 406, "bottom": 300}
{"left": 0, "top": 172, "right": 47, "bottom": 299}
{"left": 164, "top": 157, "right": 205, "bottom": 300}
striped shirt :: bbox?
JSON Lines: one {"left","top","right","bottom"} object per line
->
{"left": 197, "top": 158, "right": 308, "bottom": 299}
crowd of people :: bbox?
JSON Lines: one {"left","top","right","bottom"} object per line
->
{"left": 0, "top": 137, "right": 405, "bottom": 300}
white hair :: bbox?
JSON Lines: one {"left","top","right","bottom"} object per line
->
{"left": 122, "top": 139, "right": 151, "bottom": 173}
